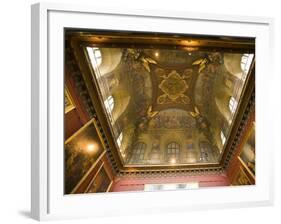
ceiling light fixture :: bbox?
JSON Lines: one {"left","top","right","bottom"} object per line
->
{"left": 86, "top": 143, "right": 98, "bottom": 153}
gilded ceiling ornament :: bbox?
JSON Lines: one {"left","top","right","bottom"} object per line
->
{"left": 146, "top": 105, "right": 159, "bottom": 118}
{"left": 192, "top": 53, "right": 222, "bottom": 74}
{"left": 190, "top": 106, "right": 201, "bottom": 118}
{"left": 192, "top": 57, "right": 209, "bottom": 73}
{"left": 123, "top": 49, "right": 157, "bottom": 72}
{"left": 157, "top": 70, "right": 190, "bottom": 104}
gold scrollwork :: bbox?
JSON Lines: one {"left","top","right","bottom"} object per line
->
{"left": 157, "top": 70, "right": 190, "bottom": 104}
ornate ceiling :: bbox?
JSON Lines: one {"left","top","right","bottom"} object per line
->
{"left": 66, "top": 30, "right": 255, "bottom": 175}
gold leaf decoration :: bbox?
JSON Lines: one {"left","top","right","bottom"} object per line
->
{"left": 190, "top": 111, "right": 197, "bottom": 118}
{"left": 147, "top": 106, "right": 159, "bottom": 118}
{"left": 142, "top": 60, "right": 150, "bottom": 72}
{"left": 192, "top": 58, "right": 204, "bottom": 65}
{"left": 158, "top": 70, "right": 189, "bottom": 103}
{"left": 198, "top": 63, "right": 206, "bottom": 73}
{"left": 127, "top": 49, "right": 135, "bottom": 54}
{"left": 190, "top": 106, "right": 200, "bottom": 118}
{"left": 193, "top": 58, "right": 208, "bottom": 73}
{"left": 145, "top": 57, "right": 157, "bottom": 64}
{"left": 157, "top": 94, "right": 168, "bottom": 104}
{"left": 180, "top": 95, "right": 191, "bottom": 104}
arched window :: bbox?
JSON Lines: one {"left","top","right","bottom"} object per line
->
{"left": 131, "top": 142, "right": 146, "bottom": 163}
{"left": 86, "top": 47, "right": 102, "bottom": 68}
{"left": 221, "top": 131, "right": 226, "bottom": 145}
{"left": 104, "top": 95, "right": 114, "bottom": 114}
{"left": 166, "top": 142, "right": 180, "bottom": 164}
{"left": 116, "top": 132, "right": 123, "bottom": 148}
{"left": 186, "top": 143, "right": 193, "bottom": 150}
{"left": 199, "top": 142, "right": 211, "bottom": 162}
{"left": 241, "top": 54, "right": 254, "bottom": 81}
{"left": 150, "top": 142, "right": 160, "bottom": 161}
{"left": 229, "top": 96, "right": 238, "bottom": 114}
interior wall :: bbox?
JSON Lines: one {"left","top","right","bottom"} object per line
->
{"left": 64, "top": 109, "right": 83, "bottom": 140}
{"left": 226, "top": 110, "right": 255, "bottom": 184}
{"left": 65, "top": 67, "right": 91, "bottom": 139}
{"left": 73, "top": 154, "right": 115, "bottom": 193}
{"left": 112, "top": 173, "right": 230, "bottom": 192}
{"left": 64, "top": 65, "right": 117, "bottom": 194}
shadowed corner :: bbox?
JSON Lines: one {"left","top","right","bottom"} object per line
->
{"left": 18, "top": 210, "right": 32, "bottom": 219}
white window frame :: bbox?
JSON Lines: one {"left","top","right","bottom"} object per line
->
{"left": 86, "top": 47, "right": 102, "bottom": 68}
{"left": 241, "top": 53, "right": 254, "bottom": 81}
{"left": 116, "top": 132, "right": 123, "bottom": 147}
{"left": 229, "top": 96, "right": 238, "bottom": 114}
{"left": 221, "top": 131, "right": 226, "bottom": 145}
{"left": 166, "top": 142, "right": 180, "bottom": 163}
{"left": 130, "top": 142, "right": 146, "bottom": 162}
{"left": 104, "top": 95, "right": 114, "bottom": 114}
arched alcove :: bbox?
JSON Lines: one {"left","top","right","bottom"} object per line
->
{"left": 215, "top": 97, "right": 232, "bottom": 124}
{"left": 224, "top": 53, "right": 243, "bottom": 79}
{"left": 111, "top": 84, "right": 131, "bottom": 125}
{"left": 99, "top": 48, "right": 122, "bottom": 76}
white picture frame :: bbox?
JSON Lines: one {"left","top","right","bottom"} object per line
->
{"left": 31, "top": 2, "right": 274, "bottom": 221}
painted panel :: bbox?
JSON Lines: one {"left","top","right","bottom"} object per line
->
{"left": 64, "top": 119, "right": 106, "bottom": 194}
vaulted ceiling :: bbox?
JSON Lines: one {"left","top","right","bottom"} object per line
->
{"left": 66, "top": 30, "right": 255, "bottom": 175}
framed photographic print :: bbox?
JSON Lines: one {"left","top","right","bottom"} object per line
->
{"left": 31, "top": 2, "right": 274, "bottom": 221}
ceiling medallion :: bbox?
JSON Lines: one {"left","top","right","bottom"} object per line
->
{"left": 157, "top": 70, "right": 190, "bottom": 104}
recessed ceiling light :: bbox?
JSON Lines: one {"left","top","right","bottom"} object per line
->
{"left": 155, "top": 52, "right": 159, "bottom": 57}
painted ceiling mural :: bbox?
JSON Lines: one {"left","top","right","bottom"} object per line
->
{"left": 86, "top": 46, "right": 254, "bottom": 167}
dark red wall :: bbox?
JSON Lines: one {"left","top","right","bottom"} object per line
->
{"left": 65, "top": 66, "right": 90, "bottom": 139}
{"left": 226, "top": 111, "right": 255, "bottom": 184}
{"left": 112, "top": 173, "right": 230, "bottom": 192}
